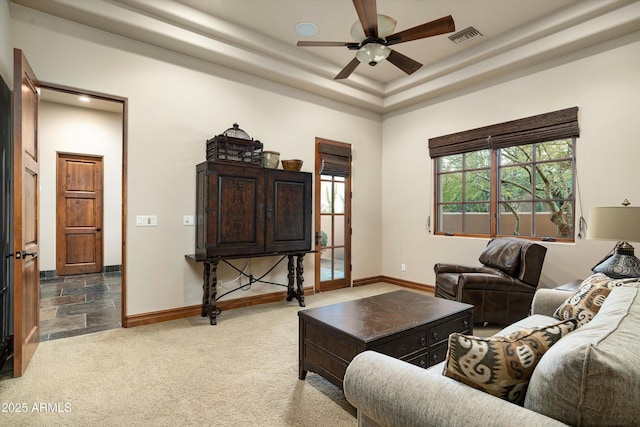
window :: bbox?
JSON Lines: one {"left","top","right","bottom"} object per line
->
{"left": 429, "top": 107, "right": 579, "bottom": 241}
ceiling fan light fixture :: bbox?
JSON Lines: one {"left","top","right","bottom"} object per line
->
{"left": 356, "top": 43, "right": 390, "bottom": 66}
{"left": 350, "top": 14, "right": 397, "bottom": 41}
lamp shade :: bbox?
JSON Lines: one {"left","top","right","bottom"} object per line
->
{"left": 587, "top": 206, "right": 640, "bottom": 242}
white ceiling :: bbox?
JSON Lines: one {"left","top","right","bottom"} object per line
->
{"left": 177, "top": 0, "right": 580, "bottom": 84}
{"left": 10, "top": 0, "right": 640, "bottom": 114}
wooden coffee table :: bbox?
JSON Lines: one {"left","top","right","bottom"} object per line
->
{"left": 298, "top": 290, "right": 473, "bottom": 389}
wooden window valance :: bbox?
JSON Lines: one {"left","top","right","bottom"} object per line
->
{"left": 318, "top": 142, "right": 351, "bottom": 177}
{"left": 428, "top": 107, "right": 579, "bottom": 158}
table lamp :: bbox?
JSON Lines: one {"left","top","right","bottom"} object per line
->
{"left": 587, "top": 199, "right": 640, "bottom": 279}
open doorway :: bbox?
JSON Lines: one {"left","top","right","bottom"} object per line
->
{"left": 38, "top": 85, "right": 126, "bottom": 341}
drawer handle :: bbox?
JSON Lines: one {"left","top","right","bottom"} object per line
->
{"left": 432, "top": 354, "right": 439, "bottom": 362}
{"left": 431, "top": 331, "right": 438, "bottom": 340}
{"left": 420, "top": 336, "right": 426, "bottom": 346}
{"left": 463, "top": 319, "right": 469, "bottom": 328}
{"left": 420, "top": 359, "right": 426, "bottom": 368}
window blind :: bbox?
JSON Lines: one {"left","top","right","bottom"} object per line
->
{"left": 428, "top": 107, "right": 579, "bottom": 158}
{"left": 318, "top": 142, "right": 351, "bottom": 177}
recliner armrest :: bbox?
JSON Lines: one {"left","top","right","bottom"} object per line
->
{"left": 458, "top": 273, "right": 536, "bottom": 292}
{"left": 434, "top": 263, "right": 483, "bottom": 274}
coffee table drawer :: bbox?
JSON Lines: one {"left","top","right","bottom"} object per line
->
{"left": 429, "top": 343, "right": 448, "bottom": 366}
{"left": 405, "top": 351, "right": 431, "bottom": 368}
{"left": 305, "top": 322, "right": 359, "bottom": 361}
{"left": 404, "top": 345, "right": 449, "bottom": 368}
{"left": 428, "top": 315, "right": 472, "bottom": 347}
{"left": 372, "top": 329, "right": 427, "bottom": 359}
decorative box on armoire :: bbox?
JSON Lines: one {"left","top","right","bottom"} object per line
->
{"left": 195, "top": 162, "right": 312, "bottom": 259}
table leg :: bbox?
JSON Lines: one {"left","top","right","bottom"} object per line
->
{"left": 296, "top": 254, "right": 306, "bottom": 307}
{"left": 286, "top": 255, "right": 295, "bottom": 302}
{"left": 285, "top": 254, "right": 306, "bottom": 307}
{"left": 299, "top": 316, "right": 308, "bottom": 380}
{"left": 202, "top": 259, "right": 219, "bottom": 325}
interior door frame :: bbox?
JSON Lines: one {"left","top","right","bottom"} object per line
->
{"left": 314, "top": 138, "right": 352, "bottom": 292}
{"left": 40, "top": 82, "right": 128, "bottom": 328}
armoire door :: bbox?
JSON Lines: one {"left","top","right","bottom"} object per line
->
{"left": 197, "top": 162, "right": 265, "bottom": 257}
{"left": 265, "top": 169, "right": 312, "bottom": 253}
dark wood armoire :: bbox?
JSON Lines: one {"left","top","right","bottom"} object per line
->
{"left": 192, "top": 161, "right": 313, "bottom": 324}
{"left": 195, "top": 162, "right": 312, "bottom": 258}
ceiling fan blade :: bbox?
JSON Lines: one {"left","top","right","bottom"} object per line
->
{"left": 386, "top": 50, "right": 423, "bottom": 75}
{"left": 353, "top": 0, "right": 378, "bottom": 38}
{"left": 385, "top": 15, "right": 455, "bottom": 46}
{"left": 335, "top": 57, "right": 361, "bottom": 80}
{"left": 297, "top": 41, "right": 358, "bottom": 48}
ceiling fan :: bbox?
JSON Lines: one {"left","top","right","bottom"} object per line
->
{"left": 297, "top": 0, "right": 455, "bottom": 79}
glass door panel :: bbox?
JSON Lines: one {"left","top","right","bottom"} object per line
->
{"left": 319, "top": 175, "right": 346, "bottom": 283}
{"left": 315, "top": 140, "right": 351, "bottom": 293}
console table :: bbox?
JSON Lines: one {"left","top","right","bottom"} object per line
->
{"left": 186, "top": 251, "right": 313, "bottom": 325}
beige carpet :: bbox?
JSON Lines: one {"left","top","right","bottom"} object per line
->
{"left": 0, "top": 283, "right": 498, "bottom": 426}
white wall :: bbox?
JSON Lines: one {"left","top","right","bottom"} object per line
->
{"left": 14, "top": 2, "right": 636, "bottom": 320}
{"left": 10, "top": 6, "right": 382, "bottom": 315}
{"left": 381, "top": 35, "right": 640, "bottom": 287}
{"left": 0, "top": 0, "right": 11, "bottom": 85}
{"left": 38, "top": 100, "right": 123, "bottom": 271}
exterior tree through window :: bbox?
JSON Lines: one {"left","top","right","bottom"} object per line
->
{"left": 429, "top": 107, "right": 579, "bottom": 241}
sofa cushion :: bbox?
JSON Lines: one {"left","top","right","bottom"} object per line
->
{"left": 553, "top": 273, "right": 639, "bottom": 326}
{"left": 525, "top": 287, "right": 640, "bottom": 426}
{"left": 442, "top": 319, "right": 577, "bottom": 405}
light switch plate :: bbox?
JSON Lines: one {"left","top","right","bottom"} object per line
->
{"left": 183, "top": 215, "right": 195, "bottom": 226}
{"left": 136, "top": 215, "right": 158, "bottom": 226}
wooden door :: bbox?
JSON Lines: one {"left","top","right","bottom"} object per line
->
{"left": 56, "top": 153, "right": 104, "bottom": 275}
{"left": 13, "top": 49, "right": 40, "bottom": 377}
{"left": 315, "top": 139, "right": 352, "bottom": 292}
{"left": 265, "top": 169, "right": 312, "bottom": 253}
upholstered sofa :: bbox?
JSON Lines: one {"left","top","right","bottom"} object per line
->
{"left": 343, "top": 282, "right": 640, "bottom": 427}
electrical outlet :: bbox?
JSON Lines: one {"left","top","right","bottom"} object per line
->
{"left": 401, "top": 264, "right": 406, "bottom": 272}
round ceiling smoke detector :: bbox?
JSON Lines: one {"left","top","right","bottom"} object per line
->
{"left": 295, "top": 22, "right": 319, "bottom": 37}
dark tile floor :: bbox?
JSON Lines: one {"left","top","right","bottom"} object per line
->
{"left": 40, "top": 272, "right": 122, "bottom": 341}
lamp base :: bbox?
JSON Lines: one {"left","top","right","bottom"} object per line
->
{"left": 592, "top": 243, "right": 640, "bottom": 279}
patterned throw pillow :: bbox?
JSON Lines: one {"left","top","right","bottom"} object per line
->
{"left": 553, "top": 273, "right": 639, "bottom": 326}
{"left": 443, "top": 319, "right": 578, "bottom": 405}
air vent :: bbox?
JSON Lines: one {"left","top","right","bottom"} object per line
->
{"left": 448, "top": 26, "right": 483, "bottom": 45}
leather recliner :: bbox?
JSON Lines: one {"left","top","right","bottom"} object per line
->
{"left": 434, "top": 237, "right": 547, "bottom": 324}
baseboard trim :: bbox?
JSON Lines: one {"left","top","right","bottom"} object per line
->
{"left": 124, "top": 277, "right": 434, "bottom": 328}
{"left": 124, "top": 285, "right": 315, "bottom": 328}
{"left": 39, "top": 265, "right": 122, "bottom": 278}
{"left": 352, "top": 275, "right": 384, "bottom": 286}
{"left": 353, "top": 275, "right": 434, "bottom": 293}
